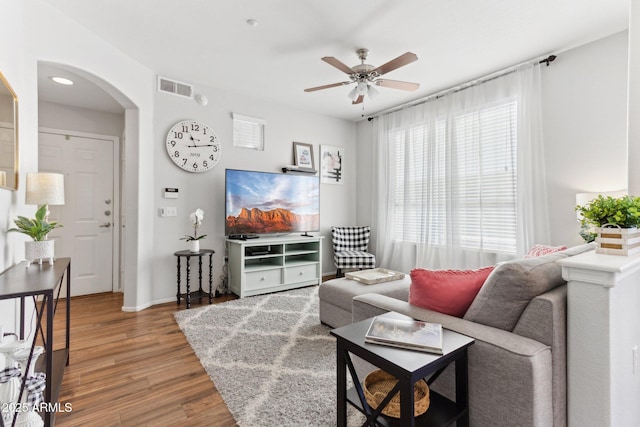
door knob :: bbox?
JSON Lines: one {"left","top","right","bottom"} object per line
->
{"left": 99, "top": 222, "right": 112, "bottom": 228}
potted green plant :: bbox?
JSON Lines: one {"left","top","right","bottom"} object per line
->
{"left": 8, "top": 204, "right": 63, "bottom": 265}
{"left": 575, "top": 195, "right": 640, "bottom": 255}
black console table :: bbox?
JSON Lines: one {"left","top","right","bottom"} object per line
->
{"left": 0, "top": 258, "right": 71, "bottom": 427}
{"left": 173, "top": 249, "right": 215, "bottom": 309}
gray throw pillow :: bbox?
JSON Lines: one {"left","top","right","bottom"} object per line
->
{"left": 464, "top": 244, "right": 593, "bottom": 331}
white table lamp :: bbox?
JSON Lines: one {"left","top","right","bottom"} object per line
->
{"left": 25, "top": 172, "right": 65, "bottom": 221}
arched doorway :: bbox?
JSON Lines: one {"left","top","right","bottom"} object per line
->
{"left": 37, "top": 61, "right": 140, "bottom": 307}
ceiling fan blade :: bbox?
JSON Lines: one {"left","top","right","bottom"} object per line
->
{"left": 352, "top": 95, "right": 364, "bottom": 105}
{"left": 304, "top": 81, "right": 352, "bottom": 92}
{"left": 322, "top": 57, "right": 356, "bottom": 74}
{"left": 375, "top": 79, "right": 420, "bottom": 91}
{"left": 373, "top": 52, "right": 418, "bottom": 76}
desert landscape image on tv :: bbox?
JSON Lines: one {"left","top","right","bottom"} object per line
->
{"left": 225, "top": 169, "right": 320, "bottom": 235}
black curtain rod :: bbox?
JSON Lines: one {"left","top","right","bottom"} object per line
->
{"left": 367, "top": 54, "right": 558, "bottom": 121}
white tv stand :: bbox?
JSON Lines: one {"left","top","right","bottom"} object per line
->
{"left": 226, "top": 235, "right": 323, "bottom": 298}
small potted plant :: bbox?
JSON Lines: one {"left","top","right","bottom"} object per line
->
{"left": 575, "top": 195, "right": 640, "bottom": 255}
{"left": 180, "top": 208, "right": 206, "bottom": 252}
{"left": 8, "top": 204, "right": 63, "bottom": 265}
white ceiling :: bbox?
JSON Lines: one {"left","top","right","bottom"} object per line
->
{"left": 38, "top": 0, "right": 629, "bottom": 121}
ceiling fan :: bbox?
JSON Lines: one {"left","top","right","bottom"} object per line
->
{"left": 304, "top": 48, "right": 420, "bottom": 104}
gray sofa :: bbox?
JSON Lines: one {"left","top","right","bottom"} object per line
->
{"left": 319, "top": 244, "right": 593, "bottom": 427}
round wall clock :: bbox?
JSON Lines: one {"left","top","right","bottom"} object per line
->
{"left": 165, "top": 119, "right": 221, "bottom": 172}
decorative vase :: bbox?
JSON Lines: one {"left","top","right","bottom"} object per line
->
{"left": 188, "top": 240, "right": 200, "bottom": 253}
{"left": 13, "top": 346, "right": 45, "bottom": 427}
{"left": 25, "top": 241, "right": 54, "bottom": 266}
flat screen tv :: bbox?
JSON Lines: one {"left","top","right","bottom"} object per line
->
{"left": 225, "top": 169, "right": 320, "bottom": 237}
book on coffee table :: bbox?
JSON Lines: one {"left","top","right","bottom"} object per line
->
{"left": 365, "top": 316, "right": 443, "bottom": 354}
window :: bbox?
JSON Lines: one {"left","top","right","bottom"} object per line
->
{"left": 391, "top": 100, "right": 518, "bottom": 254}
{"left": 232, "top": 113, "right": 265, "bottom": 150}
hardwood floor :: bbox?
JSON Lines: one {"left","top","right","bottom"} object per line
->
{"left": 52, "top": 292, "right": 238, "bottom": 427}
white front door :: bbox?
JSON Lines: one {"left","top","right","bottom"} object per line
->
{"left": 39, "top": 131, "right": 116, "bottom": 296}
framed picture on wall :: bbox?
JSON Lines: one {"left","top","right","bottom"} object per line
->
{"left": 292, "top": 142, "right": 315, "bottom": 170}
{"left": 321, "top": 145, "right": 343, "bottom": 184}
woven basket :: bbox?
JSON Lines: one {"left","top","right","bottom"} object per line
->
{"left": 363, "top": 369, "right": 430, "bottom": 418}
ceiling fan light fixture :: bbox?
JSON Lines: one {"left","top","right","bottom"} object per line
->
{"left": 356, "top": 81, "right": 368, "bottom": 96}
{"left": 305, "top": 48, "right": 420, "bottom": 104}
{"left": 347, "top": 86, "right": 358, "bottom": 101}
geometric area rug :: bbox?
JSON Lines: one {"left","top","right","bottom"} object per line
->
{"left": 174, "top": 286, "right": 361, "bottom": 426}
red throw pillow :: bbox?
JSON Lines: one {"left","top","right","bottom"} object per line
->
{"left": 524, "top": 244, "right": 567, "bottom": 258}
{"left": 409, "top": 267, "right": 495, "bottom": 318}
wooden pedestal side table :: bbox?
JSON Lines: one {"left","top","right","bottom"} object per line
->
{"left": 331, "top": 311, "right": 475, "bottom": 427}
{"left": 173, "top": 249, "right": 215, "bottom": 309}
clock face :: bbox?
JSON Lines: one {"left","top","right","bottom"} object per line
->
{"left": 166, "top": 120, "right": 221, "bottom": 173}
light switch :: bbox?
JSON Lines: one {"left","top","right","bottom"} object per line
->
{"left": 159, "top": 207, "right": 178, "bottom": 217}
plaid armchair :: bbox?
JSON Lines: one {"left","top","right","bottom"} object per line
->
{"left": 331, "top": 226, "right": 376, "bottom": 278}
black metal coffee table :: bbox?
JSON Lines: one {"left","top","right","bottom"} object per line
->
{"left": 330, "top": 311, "right": 474, "bottom": 427}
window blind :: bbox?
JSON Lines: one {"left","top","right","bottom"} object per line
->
{"left": 391, "top": 100, "right": 518, "bottom": 254}
{"left": 232, "top": 113, "right": 265, "bottom": 150}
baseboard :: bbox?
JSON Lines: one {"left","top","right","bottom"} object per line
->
{"left": 121, "top": 296, "right": 174, "bottom": 312}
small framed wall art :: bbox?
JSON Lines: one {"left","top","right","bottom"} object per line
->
{"left": 321, "top": 145, "right": 343, "bottom": 184}
{"left": 292, "top": 142, "right": 315, "bottom": 170}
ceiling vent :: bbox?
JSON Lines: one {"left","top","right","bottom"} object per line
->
{"left": 157, "top": 76, "right": 193, "bottom": 99}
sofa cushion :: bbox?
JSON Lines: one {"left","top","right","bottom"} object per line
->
{"left": 318, "top": 276, "right": 411, "bottom": 328}
{"left": 409, "top": 267, "right": 494, "bottom": 317}
{"left": 525, "top": 244, "right": 567, "bottom": 258}
{"left": 464, "top": 244, "right": 594, "bottom": 331}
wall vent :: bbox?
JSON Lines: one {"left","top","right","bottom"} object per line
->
{"left": 157, "top": 76, "right": 193, "bottom": 99}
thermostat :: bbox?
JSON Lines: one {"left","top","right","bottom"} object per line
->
{"left": 164, "top": 187, "right": 179, "bottom": 199}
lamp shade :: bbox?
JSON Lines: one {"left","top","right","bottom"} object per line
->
{"left": 347, "top": 86, "right": 358, "bottom": 101}
{"left": 25, "top": 173, "right": 65, "bottom": 205}
{"left": 356, "top": 81, "right": 368, "bottom": 96}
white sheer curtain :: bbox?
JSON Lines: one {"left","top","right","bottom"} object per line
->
{"left": 372, "top": 64, "right": 549, "bottom": 273}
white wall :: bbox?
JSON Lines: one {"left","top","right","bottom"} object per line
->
{"left": 356, "top": 31, "right": 630, "bottom": 254}
{"left": 629, "top": 0, "right": 640, "bottom": 195}
{"left": 355, "top": 120, "right": 375, "bottom": 245}
{"left": 0, "top": 0, "right": 28, "bottom": 334}
{"left": 38, "top": 101, "right": 124, "bottom": 137}
{"left": 151, "top": 87, "right": 356, "bottom": 303}
{"left": 543, "top": 31, "right": 629, "bottom": 247}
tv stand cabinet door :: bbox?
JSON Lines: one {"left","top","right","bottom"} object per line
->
{"left": 245, "top": 269, "right": 284, "bottom": 291}
{"left": 284, "top": 264, "right": 318, "bottom": 285}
